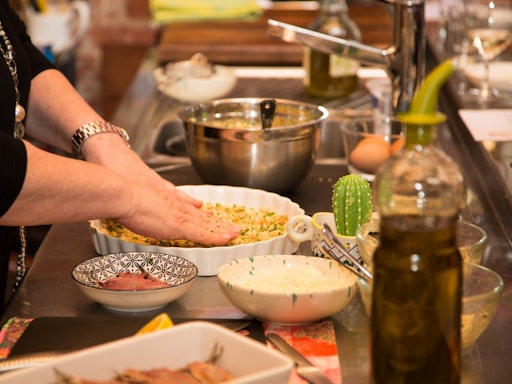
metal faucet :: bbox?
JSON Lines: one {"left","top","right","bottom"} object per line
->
{"left": 266, "top": 0, "right": 426, "bottom": 113}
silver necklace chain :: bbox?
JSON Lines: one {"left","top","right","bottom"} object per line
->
{"left": 0, "top": 21, "right": 27, "bottom": 290}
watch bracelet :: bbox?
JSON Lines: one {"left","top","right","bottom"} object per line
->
{"left": 72, "top": 121, "right": 130, "bottom": 159}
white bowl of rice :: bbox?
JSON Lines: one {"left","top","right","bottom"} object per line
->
{"left": 89, "top": 185, "right": 304, "bottom": 276}
{"left": 217, "top": 255, "right": 359, "bottom": 324}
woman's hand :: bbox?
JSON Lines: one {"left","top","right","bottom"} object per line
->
{"left": 81, "top": 134, "right": 240, "bottom": 244}
{"left": 116, "top": 180, "right": 241, "bottom": 246}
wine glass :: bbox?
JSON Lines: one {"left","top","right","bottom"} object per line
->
{"left": 465, "top": 0, "right": 512, "bottom": 106}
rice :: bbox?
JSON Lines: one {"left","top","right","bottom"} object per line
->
{"left": 238, "top": 264, "right": 345, "bottom": 294}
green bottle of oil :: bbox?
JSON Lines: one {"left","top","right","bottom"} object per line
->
{"left": 371, "top": 60, "right": 465, "bottom": 383}
{"left": 303, "top": 0, "right": 361, "bottom": 98}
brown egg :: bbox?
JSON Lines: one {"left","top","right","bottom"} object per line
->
{"left": 349, "top": 136, "right": 391, "bottom": 174}
{"left": 390, "top": 136, "right": 405, "bottom": 154}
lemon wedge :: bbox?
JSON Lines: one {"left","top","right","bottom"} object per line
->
{"left": 136, "top": 313, "right": 174, "bottom": 335}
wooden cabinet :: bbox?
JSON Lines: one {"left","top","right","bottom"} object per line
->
{"left": 102, "top": 44, "right": 150, "bottom": 119}
{"left": 103, "top": 1, "right": 393, "bottom": 117}
{"left": 156, "top": 2, "right": 393, "bottom": 65}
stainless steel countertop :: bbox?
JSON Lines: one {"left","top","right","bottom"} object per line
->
{"left": 1, "top": 50, "right": 512, "bottom": 383}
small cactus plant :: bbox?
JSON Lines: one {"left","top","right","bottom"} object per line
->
{"left": 332, "top": 174, "right": 373, "bottom": 236}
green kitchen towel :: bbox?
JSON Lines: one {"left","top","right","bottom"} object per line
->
{"left": 150, "top": 0, "right": 263, "bottom": 24}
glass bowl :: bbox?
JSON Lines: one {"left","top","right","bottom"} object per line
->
{"left": 357, "top": 262, "right": 503, "bottom": 352}
{"left": 356, "top": 218, "right": 488, "bottom": 269}
{"left": 340, "top": 117, "right": 404, "bottom": 181}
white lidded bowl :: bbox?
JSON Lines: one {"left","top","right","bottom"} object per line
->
{"left": 89, "top": 185, "right": 304, "bottom": 276}
{"left": 218, "top": 255, "right": 359, "bottom": 324}
{"left": 153, "top": 64, "right": 237, "bottom": 103}
{"left": 72, "top": 252, "right": 198, "bottom": 312}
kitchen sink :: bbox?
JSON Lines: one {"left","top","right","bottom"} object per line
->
{"left": 153, "top": 120, "right": 188, "bottom": 158}
{"left": 136, "top": 66, "right": 382, "bottom": 169}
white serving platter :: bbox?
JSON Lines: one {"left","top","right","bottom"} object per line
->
{"left": 90, "top": 185, "right": 304, "bottom": 276}
{"left": 0, "top": 321, "right": 293, "bottom": 384}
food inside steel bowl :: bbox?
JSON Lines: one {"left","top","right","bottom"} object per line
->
{"left": 177, "top": 98, "right": 329, "bottom": 194}
{"left": 189, "top": 110, "right": 311, "bottom": 130}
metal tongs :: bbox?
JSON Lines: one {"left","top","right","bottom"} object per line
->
{"left": 321, "top": 223, "right": 373, "bottom": 281}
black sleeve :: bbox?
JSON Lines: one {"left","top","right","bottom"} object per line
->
{"left": 0, "top": 132, "right": 27, "bottom": 217}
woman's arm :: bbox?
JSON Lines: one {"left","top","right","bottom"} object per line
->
{"left": 0, "top": 141, "right": 238, "bottom": 245}
{"left": 26, "top": 68, "right": 198, "bottom": 202}
{"left": 25, "top": 69, "right": 103, "bottom": 152}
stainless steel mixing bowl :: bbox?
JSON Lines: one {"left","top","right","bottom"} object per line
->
{"left": 177, "top": 98, "right": 329, "bottom": 193}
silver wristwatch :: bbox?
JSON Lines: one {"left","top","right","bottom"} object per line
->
{"left": 72, "top": 121, "right": 130, "bottom": 159}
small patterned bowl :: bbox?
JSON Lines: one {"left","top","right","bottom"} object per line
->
{"left": 72, "top": 252, "right": 198, "bottom": 312}
{"left": 217, "top": 255, "right": 358, "bottom": 324}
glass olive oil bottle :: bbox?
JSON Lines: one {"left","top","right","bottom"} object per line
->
{"left": 303, "top": 0, "right": 361, "bottom": 98}
{"left": 371, "top": 60, "right": 465, "bottom": 383}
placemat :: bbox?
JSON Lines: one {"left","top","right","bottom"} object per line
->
{"left": 0, "top": 317, "right": 341, "bottom": 383}
{"left": 265, "top": 320, "right": 341, "bottom": 384}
